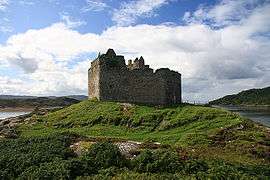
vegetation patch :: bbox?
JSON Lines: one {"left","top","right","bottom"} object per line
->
{"left": 1, "top": 133, "right": 269, "bottom": 179}
{"left": 3, "top": 100, "right": 267, "bottom": 179}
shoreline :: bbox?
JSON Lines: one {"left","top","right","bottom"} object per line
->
{"left": 0, "top": 107, "right": 34, "bottom": 112}
{"left": 211, "top": 104, "right": 270, "bottom": 107}
{"left": 212, "top": 105, "right": 270, "bottom": 111}
{"left": 212, "top": 105, "right": 270, "bottom": 127}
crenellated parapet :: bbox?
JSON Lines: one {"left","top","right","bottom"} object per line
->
{"left": 127, "top": 56, "right": 149, "bottom": 70}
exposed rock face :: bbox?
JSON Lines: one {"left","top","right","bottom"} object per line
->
{"left": 0, "top": 107, "right": 62, "bottom": 138}
{"left": 69, "top": 139, "right": 164, "bottom": 159}
{"left": 88, "top": 49, "right": 182, "bottom": 105}
{"left": 0, "top": 115, "right": 29, "bottom": 138}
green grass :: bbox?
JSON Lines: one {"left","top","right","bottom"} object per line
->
{"left": 17, "top": 100, "right": 270, "bottom": 165}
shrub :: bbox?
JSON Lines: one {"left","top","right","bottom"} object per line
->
{"left": 183, "top": 159, "right": 209, "bottom": 174}
{"left": 132, "top": 149, "right": 181, "bottom": 173}
{"left": 67, "top": 159, "right": 89, "bottom": 178}
{"left": 81, "top": 142, "right": 127, "bottom": 171}
{"left": 0, "top": 133, "right": 76, "bottom": 178}
{"left": 109, "top": 171, "right": 185, "bottom": 180}
{"left": 19, "top": 159, "right": 71, "bottom": 180}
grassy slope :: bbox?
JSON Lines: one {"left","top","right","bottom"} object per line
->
{"left": 209, "top": 86, "right": 270, "bottom": 105}
{"left": 18, "top": 100, "right": 270, "bottom": 165}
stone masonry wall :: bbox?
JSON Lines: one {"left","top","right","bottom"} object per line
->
{"left": 88, "top": 60, "right": 100, "bottom": 98}
{"left": 88, "top": 49, "right": 181, "bottom": 105}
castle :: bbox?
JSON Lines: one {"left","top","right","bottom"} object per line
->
{"left": 88, "top": 49, "right": 182, "bottom": 105}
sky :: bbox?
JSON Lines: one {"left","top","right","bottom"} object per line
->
{"left": 0, "top": 0, "right": 269, "bottom": 103}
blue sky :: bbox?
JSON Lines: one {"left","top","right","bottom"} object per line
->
{"left": 0, "top": 0, "right": 217, "bottom": 42}
{"left": 0, "top": 0, "right": 269, "bottom": 102}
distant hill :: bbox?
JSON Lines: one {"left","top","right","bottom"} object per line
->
{"left": 0, "top": 95, "right": 87, "bottom": 101}
{"left": 0, "top": 95, "right": 36, "bottom": 99}
{"left": 209, "top": 86, "right": 270, "bottom": 105}
{"left": 0, "top": 95, "right": 87, "bottom": 108}
{"left": 65, "top": 95, "right": 88, "bottom": 101}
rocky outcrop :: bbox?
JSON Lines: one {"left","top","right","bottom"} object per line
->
{"left": 0, "top": 114, "right": 30, "bottom": 138}
{"left": 0, "top": 107, "right": 62, "bottom": 138}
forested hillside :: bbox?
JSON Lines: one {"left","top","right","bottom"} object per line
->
{"left": 209, "top": 87, "right": 270, "bottom": 105}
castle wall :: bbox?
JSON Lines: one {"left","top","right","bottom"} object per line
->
{"left": 99, "top": 68, "right": 168, "bottom": 104}
{"left": 88, "top": 60, "right": 100, "bottom": 99}
{"left": 88, "top": 49, "right": 182, "bottom": 105}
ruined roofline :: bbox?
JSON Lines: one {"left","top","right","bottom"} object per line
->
{"left": 154, "top": 68, "right": 181, "bottom": 76}
{"left": 106, "top": 48, "right": 116, "bottom": 57}
{"left": 90, "top": 49, "right": 181, "bottom": 76}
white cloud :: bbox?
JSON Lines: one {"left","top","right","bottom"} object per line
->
{"left": 18, "top": 0, "right": 35, "bottom": 6}
{"left": 0, "top": 1, "right": 269, "bottom": 101}
{"left": 112, "top": 0, "right": 170, "bottom": 26}
{"left": 60, "top": 14, "right": 87, "bottom": 28}
{"left": 0, "top": 0, "right": 8, "bottom": 11}
{"left": 183, "top": 0, "right": 265, "bottom": 27}
{"left": 1, "top": 23, "right": 99, "bottom": 64}
{"left": 0, "top": 76, "right": 27, "bottom": 95}
{"left": 26, "top": 60, "right": 89, "bottom": 95}
{"left": 81, "top": 0, "right": 108, "bottom": 12}
{"left": 0, "top": 25, "right": 13, "bottom": 33}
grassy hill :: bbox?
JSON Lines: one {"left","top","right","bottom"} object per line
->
{"left": 209, "top": 86, "right": 270, "bottom": 106}
{"left": 1, "top": 100, "right": 269, "bottom": 179}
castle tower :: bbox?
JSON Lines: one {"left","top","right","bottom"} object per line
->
{"left": 138, "top": 56, "right": 145, "bottom": 68}
{"left": 128, "top": 59, "right": 133, "bottom": 69}
{"left": 133, "top": 58, "right": 139, "bottom": 69}
{"left": 106, "top": 48, "right": 116, "bottom": 58}
{"left": 88, "top": 49, "right": 182, "bottom": 105}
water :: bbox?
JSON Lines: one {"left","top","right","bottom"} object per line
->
{"left": 0, "top": 111, "right": 31, "bottom": 120}
{"left": 214, "top": 105, "right": 270, "bottom": 127}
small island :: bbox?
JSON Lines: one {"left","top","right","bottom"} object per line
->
{"left": 0, "top": 50, "right": 269, "bottom": 179}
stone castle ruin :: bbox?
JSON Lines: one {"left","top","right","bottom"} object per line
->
{"left": 88, "top": 49, "right": 182, "bottom": 105}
